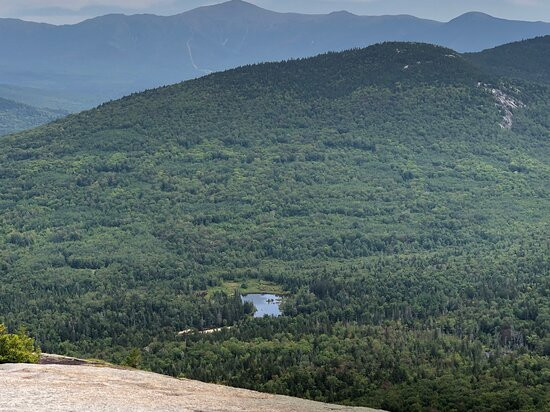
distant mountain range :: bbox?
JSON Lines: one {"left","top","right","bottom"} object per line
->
{"left": 1, "top": 0, "right": 550, "bottom": 115}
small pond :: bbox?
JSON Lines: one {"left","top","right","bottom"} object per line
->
{"left": 241, "top": 294, "right": 282, "bottom": 318}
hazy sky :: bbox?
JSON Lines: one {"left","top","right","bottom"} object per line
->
{"left": 1, "top": 0, "right": 549, "bottom": 25}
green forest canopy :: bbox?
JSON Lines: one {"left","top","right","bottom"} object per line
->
{"left": 0, "top": 41, "right": 549, "bottom": 411}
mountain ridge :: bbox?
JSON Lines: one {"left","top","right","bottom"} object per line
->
{"left": 2, "top": 0, "right": 550, "bottom": 114}
{"left": 466, "top": 35, "right": 550, "bottom": 84}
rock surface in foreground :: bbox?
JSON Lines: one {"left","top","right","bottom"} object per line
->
{"left": 0, "top": 363, "right": 380, "bottom": 412}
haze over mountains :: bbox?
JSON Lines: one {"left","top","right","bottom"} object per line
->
{"left": 0, "top": 97, "right": 66, "bottom": 136}
{"left": 2, "top": 0, "right": 550, "bottom": 117}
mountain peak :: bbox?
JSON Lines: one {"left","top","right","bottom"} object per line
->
{"left": 209, "top": 0, "right": 265, "bottom": 12}
{"left": 222, "top": 0, "right": 255, "bottom": 7}
{"left": 328, "top": 10, "right": 356, "bottom": 17}
{"left": 450, "top": 11, "right": 496, "bottom": 23}
{"left": 181, "top": 0, "right": 273, "bottom": 19}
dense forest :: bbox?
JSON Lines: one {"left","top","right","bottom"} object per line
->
{"left": 0, "top": 41, "right": 549, "bottom": 411}
{"left": 466, "top": 35, "right": 550, "bottom": 85}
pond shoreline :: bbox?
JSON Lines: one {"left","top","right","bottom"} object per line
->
{"left": 241, "top": 293, "right": 283, "bottom": 318}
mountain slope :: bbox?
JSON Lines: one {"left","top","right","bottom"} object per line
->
{"left": 0, "top": 97, "right": 66, "bottom": 136}
{"left": 2, "top": 0, "right": 550, "bottom": 110}
{"left": 0, "top": 42, "right": 549, "bottom": 411}
{"left": 466, "top": 35, "right": 550, "bottom": 84}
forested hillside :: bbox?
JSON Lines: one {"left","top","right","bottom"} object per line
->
{"left": 466, "top": 35, "right": 550, "bottom": 84}
{"left": 0, "top": 97, "right": 65, "bottom": 136}
{"left": 0, "top": 42, "right": 549, "bottom": 411}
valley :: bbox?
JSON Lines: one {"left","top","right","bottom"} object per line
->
{"left": 0, "top": 29, "right": 549, "bottom": 412}
{"left": 0, "top": 97, "right": 66, "bottom": 136}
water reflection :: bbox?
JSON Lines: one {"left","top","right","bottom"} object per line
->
{"left": 241, "top": 294, "right": 282, "bottom": 317}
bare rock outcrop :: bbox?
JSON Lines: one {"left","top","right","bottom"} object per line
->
{"left": 477, "top": 82, "right": 525, "bottom": 129}
{"left": 0, "top": 362, "right": 381, "bottom": 412}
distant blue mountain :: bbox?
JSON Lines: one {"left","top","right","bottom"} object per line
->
{"left": 2, "top": 0, "right": 550, "bottom": 111}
